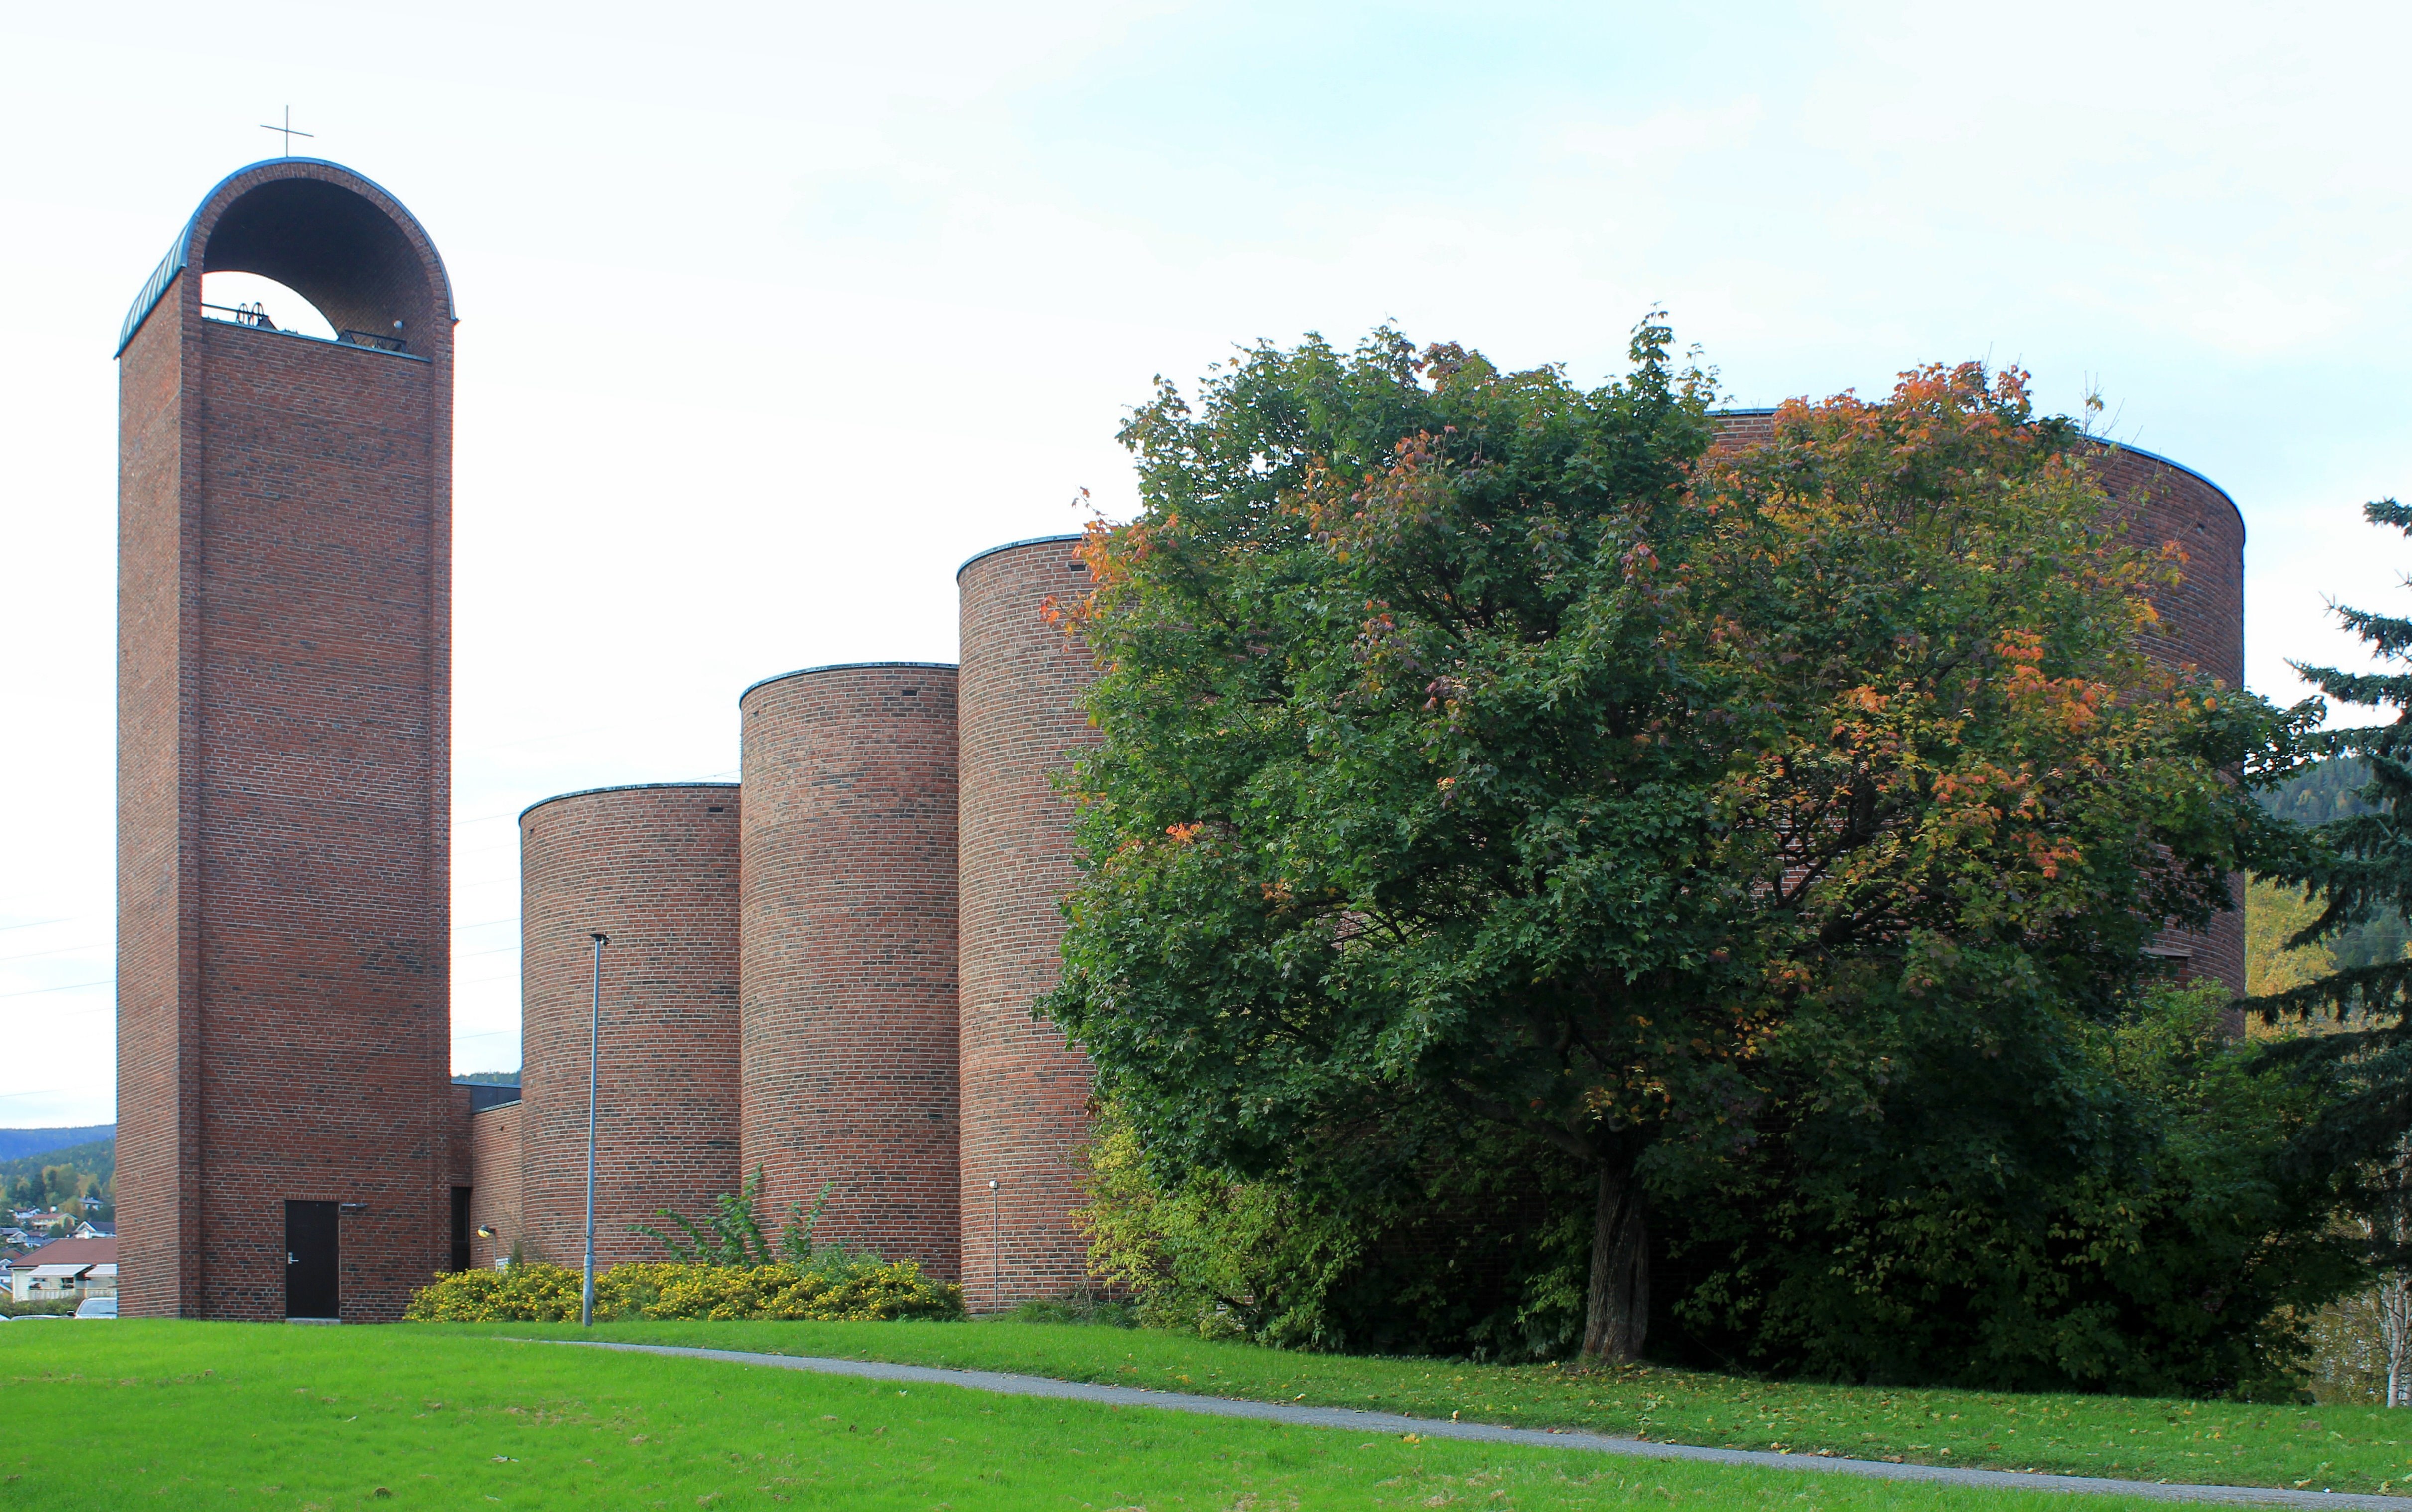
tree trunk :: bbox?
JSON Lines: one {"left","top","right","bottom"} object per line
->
{"left": 2382, "top": 1265, "right": 2410, "bottom": 1407}
{"left": 1580, "top": 1150, "right": 1648, "bottom": 1362}
{"left": 2387, "top": 1160, "right": 2412, "bottom": 1406}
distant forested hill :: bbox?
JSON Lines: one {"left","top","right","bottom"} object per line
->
{"left": 2256, "top": 759, "right": 2410, "bottom": 973}
{"left": 2, "top": 1138, "right": 113, "bottom": 1205}
{"left": 0, "top": 1126, "right": 113, "bottom": 1162}
{"left": 2261, "top": 757, "right": 2378, "bottom": 827}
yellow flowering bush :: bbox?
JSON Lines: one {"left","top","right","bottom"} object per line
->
{"left": 404, "top": 1258, "right": 963, "bottom": 1323}
{"left": 402, "top": 1262, "right": 586, "bottom": 1321}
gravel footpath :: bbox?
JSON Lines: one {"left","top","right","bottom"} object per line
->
{"left": 522, "top": 1338, "right": 2412, "bottom": 1510}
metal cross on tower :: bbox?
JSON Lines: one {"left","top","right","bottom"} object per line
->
{"left": 259, "top": 107, "right": 314, "bottom": 157}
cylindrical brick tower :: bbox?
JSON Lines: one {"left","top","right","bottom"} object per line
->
{"left": 957, "top": 536, "right": 1102, "bottom": 1309}
{"left": 517, "top": 783, "right": 742, "bottom": 1268}
{"left": 2092, "top": 442, "right": 2248, "bottom": 996}
{"left": 739, "top": 664, "right": 961, "bottom": 1274}
{"left": 1711, "top": 411, "right": 2247, "bottom": 996}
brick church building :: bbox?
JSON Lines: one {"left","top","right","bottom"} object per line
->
{"left": 113, "top": 157, "right": 2247, "bottom": 1322}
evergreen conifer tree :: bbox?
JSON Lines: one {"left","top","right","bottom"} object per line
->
{"left": 2256, "top": 500, "right": 2412, "bottom": 1181}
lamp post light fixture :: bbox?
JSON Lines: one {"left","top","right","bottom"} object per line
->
{"left": 582, "top": 931, "right": 607, "bottom": 1328}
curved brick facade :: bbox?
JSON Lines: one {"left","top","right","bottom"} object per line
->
{"left": 957, "top": 537, "right": 1102, "bottom": 1309}
{"left": 1711, "top": 410, "right": 2247, "bottom": 996}
{"left": 740, "top": 665, "right": 961, "bottom": 1274}
{"left": 517, "top": 784, "right": 742, "bottom": 1269}
{"left": 2093, "top": 444, "right": 2249, "bottom": 995}
{"left": 116, "top": 158, "right": 455, "bottom": 1321}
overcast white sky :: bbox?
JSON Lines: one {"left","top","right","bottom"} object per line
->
{"left": 1, "top": 0, "right": 2403, "bottom": 1127}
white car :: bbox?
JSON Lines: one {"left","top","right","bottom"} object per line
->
{"left": 73, "top": 1296, "right": 117, "bottom": 1319}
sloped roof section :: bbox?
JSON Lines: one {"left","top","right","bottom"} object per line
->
{"left": 18, "top": 1236, "right": 116, "bottom": 1267}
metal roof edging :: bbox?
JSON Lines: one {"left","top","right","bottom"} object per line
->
{"left": 739, "top": 661, "right": 960, "bottom": 705}
{"left": 516, "top": 780, "right": 742, "bottom": 825}
{"left": 956, "top": 534, "right": 1085, "bottom": 580}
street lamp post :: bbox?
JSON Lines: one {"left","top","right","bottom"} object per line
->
{"left": 582, "top": 932, "right": 607, "bottom": 1328}
{"left": 987, "top": 1178, "right": 1000, "bottom": 1313}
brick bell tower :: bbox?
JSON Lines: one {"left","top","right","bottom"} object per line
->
{"left": 115, "top": 159, "right": 454, "bottom": 1321}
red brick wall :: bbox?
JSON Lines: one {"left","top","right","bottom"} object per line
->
{"left": 517, "top": 785, "right": 742, "bottom": 1269}
{"left": 116, "top": 247, "right": 195, "bottom": 1322}
{"left": 1708, "top": 411, "right": 2248, "bottom": 996}
{"left": 957, "top": 538, "right": 1101, "bottom": 1309}
{"left": 469, "top": 1100, "right": 523, "bottom": 1270}
{"left": 1707, "top": 408, "right": 1776, "bottom": 456}
{"left": 116, "top": 159, "right": 454, "bottom": 1322}
{"left": 740, "top": 665, "right": 960, "bottom": 1274}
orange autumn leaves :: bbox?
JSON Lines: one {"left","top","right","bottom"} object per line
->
{"left": 1081, "top": 360, "right": 2220, "bottom": 972}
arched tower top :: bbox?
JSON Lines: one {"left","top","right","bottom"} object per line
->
{"left": 116, "top": 157, "right": 455, "bottom": 358}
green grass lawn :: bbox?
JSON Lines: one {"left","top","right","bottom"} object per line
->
{"left": 445, "top": 1318, "right": 2412, "bottom": 1497}
{"left": 0, "top": 1320, "right": 2208, "bottom": 1512}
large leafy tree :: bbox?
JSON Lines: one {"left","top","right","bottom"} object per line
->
{"left": 1047, "top": 326, "right": 2284, "bottom": 1360}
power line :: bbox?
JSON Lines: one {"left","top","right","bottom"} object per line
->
{"left": 0, "top": 941, "right": 106, "bottom": 966}
{"left": 0, "top": 979, "right": 108, "bottom": 1000}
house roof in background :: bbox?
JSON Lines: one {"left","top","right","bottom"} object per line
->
{"left": 21, "top": 1236, "right": 114, "bottom": 1266}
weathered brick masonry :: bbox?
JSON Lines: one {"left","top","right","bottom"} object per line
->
{"left": 740, "top": 665, "right": 961, "bottom": 1274}
{"left": 516, "top": 785, "right": 742, "bottom": 1269}
{"left": 116, "top": 159, "right": 453, "bottom": 1321}
{"left": 1709, "top": 410, "right": 2247, "bottom": 995}
{"left": 957, "top": 538, "right": 1102, "bottom": 1309}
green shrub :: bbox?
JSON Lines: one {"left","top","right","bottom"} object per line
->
{"left": 1651, "top": 981, "right": 2364, "bottom": 1396}
{"left": 0, "top": 1298, "right": 83, "bottom": 1318}
{"left": 1078, "top": 1098, "right": 1591, "bottom": 1359}
{"left": 632, "top": 1165, "right": 826, "bottom": 1268}
{"left": 404, "top": 1257, "right": 963, "bottom": 1324}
